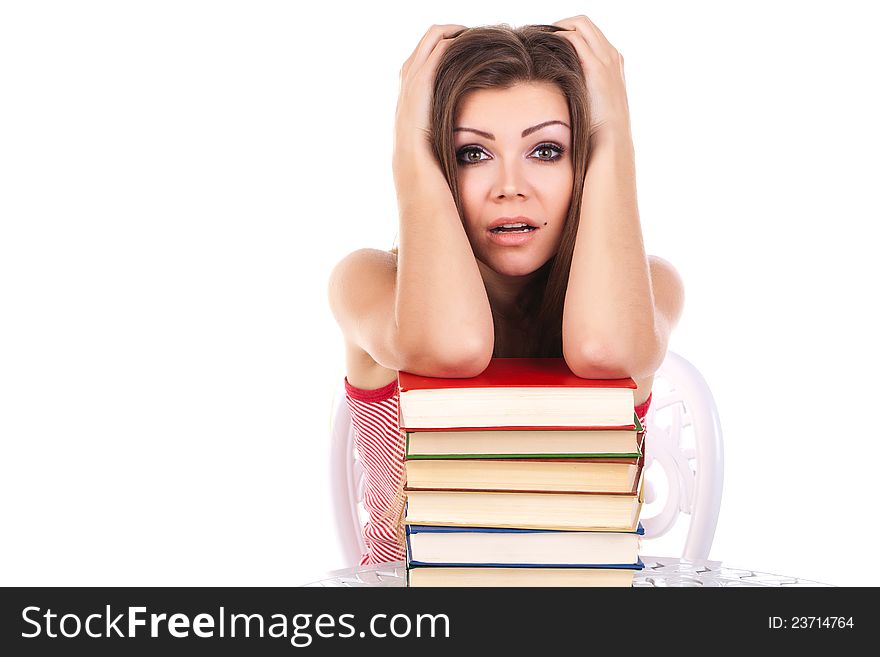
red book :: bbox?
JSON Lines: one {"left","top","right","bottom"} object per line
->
{"left": 398, "top": 358, "right": 637, "bottom": 431}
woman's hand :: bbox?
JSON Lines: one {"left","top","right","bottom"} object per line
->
{"left": 553, "top": 15, "right": 631, "bottom": 143}
{"left": 393, "top": 24, "right": 467, "bottom": 156}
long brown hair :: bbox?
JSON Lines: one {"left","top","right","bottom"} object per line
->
{"left": 392, "top": 24, "right": 591, "bottom": 357}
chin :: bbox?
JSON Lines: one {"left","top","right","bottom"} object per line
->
{"left": 483, "top": 251, "right": 552, "bottom": 278}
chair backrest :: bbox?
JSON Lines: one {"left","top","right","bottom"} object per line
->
{"left": 329, "top": 350, "right": 723, "bottom": 567}
{"left": 329, "top": 389, "right": 367, "bottom": 566}
{"left": 639, "top": 351, "right": 724, "bottom": 561}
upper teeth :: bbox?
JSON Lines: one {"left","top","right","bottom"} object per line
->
{"left": 499, "top": 223, "right": 528, "bottom": 228}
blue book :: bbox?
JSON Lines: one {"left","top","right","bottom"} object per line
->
{"left": 405, "top": 555, "right": 646, "bottom": 587}
{"left": 405, "top": 523, "right": 644, "bottom": 568}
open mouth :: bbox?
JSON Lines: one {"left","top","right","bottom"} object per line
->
{"left": 489, "top": 223, "right": 538, "bottom": 234}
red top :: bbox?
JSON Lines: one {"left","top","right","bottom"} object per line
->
{"left": 344, "top": 376, "right": 652, "bottom": 566}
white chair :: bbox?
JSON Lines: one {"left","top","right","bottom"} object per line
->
{"left": 329, "top": 386, "right": 369, "bottom": 567}
{"left": 639, "top": 351, "right": 724, "bottom": 561}
{"left": 329, "top": 350, "right": 723, "bottom": 567}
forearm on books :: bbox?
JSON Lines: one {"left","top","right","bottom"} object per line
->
{"left": 393, "top": 144, "right": 494, "bottom": 375}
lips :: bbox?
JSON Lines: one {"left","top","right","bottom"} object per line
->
{"left": 487, "top": 230, "right": 538, "bottom": 246}
{"left": 488, "top": 216, "right": 541, "bottom": 230}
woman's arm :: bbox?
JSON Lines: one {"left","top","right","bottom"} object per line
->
{"left": 561, "top": 131, "right": 659, "bottom": 378}
{"left": 390, "top": 25, "right": 494, "bottom": 375}
{"left": 553, "top": 15, "right": 676, "bottom": 379}
{"left": 392, "top": 139, "right": 494, "bottom": 375}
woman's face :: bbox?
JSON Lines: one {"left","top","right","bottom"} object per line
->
{"left": 454, "top": 81, "right": 574, "bottom": 278}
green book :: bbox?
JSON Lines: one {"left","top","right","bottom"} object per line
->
{"left": 405, "top": 414, "right": 644, "bottom": 460}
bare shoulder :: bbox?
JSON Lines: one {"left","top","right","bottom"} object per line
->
{"left": 630, "top": 256, "right": 685, "bottom": 406}
{"left": 328, "top": 248, "right": 399, "bottom": 390}
{"left": 328, "top": 248, "right": 397, "bottom": 316}
{"left": 329, "top": 248, "right": 397, "bottom": 288}
{"left": 648, "top": 255, "right": 685, "bottom": 332}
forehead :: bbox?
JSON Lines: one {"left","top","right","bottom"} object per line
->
{"left": 455, "top": 81, "right": 569, "bottom": 129}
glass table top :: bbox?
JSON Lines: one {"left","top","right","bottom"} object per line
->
{"left": 302, "top": 555, "right": 834, "bottom": 587}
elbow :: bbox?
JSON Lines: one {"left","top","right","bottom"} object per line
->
{"left": 401, "top": 333, "right": 493, "bottom": 378}
{"left": 563, "top": 340, "right": 631, "bottom": 379}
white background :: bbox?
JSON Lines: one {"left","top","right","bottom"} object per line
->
{"left": 1, "top": 0, "right": 878, "bottom": 587}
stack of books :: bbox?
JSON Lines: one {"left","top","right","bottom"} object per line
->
{"left": 400, "top": 358, "right": 647, "bottom": 587}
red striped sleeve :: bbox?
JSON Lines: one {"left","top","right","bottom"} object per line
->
{"left": 344, "top": 377, "right": 406, "bottom": 565}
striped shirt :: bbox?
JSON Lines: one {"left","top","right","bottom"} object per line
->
{"left": 344, "top": 376, "right": 653, "bottom": 566}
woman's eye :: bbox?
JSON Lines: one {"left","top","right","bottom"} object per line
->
{"left": 532, "top": 143, "right": 565, "bottom": 161}
{"left": 456, "top": 146, "right": 488, "bottom": 165}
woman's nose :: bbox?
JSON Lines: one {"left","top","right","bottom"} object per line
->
{"left": 494, "top": 160, "right": 527, "bottom": 199}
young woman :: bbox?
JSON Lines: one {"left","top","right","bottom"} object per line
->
{"left": 328, "top": 17, "right": 685, "bottom": 565}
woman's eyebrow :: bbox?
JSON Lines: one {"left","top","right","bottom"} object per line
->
{"left": 453, "top": 120, "right": 571, "bottom": 141}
